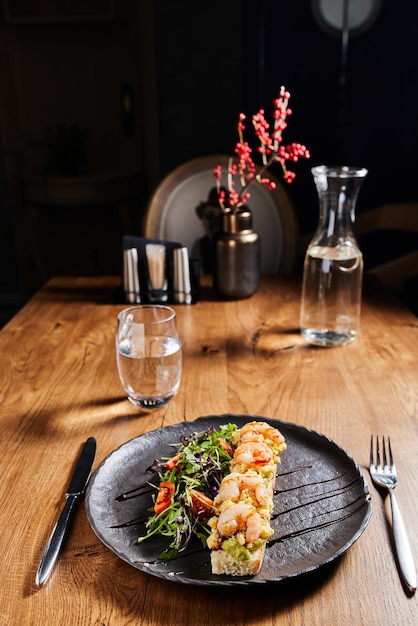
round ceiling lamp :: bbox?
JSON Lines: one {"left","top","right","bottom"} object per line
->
{"left": 311, "top": 0, "right": 382, "bottom": 37}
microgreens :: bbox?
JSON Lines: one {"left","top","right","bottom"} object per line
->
{"left": 137, "top": 423, "right": 237, "bottom": 560}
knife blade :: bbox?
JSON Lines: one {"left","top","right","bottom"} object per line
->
{"left": 35, "top": 437, "right": 96, "bottom": 586}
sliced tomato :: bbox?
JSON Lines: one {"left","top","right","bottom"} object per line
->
{"left": 165, "top": 453, "right": 182, "bottom": 471}
{"left": 189, "top": 489, "right": 214, "bottom": 520}
{"left": 217, "top": 437, "right": 234, "bottom": 457}
{"left": 154, "top": 481, "right": 175, "bottom": 515}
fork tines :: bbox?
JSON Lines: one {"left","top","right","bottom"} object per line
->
{"left": 370, "top": 435, "right": 395, "bottom": 473}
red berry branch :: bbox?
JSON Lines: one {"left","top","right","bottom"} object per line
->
{"left": 213, "top": 86, "right": 310, "bottom": 212}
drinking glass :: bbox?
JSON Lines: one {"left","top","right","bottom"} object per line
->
{"left": 116, "top": 305, "right": 182, "bottom": 409}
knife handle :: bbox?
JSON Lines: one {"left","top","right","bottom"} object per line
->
{"left": 35, "top": 494, "right": 79, "bottom": 586}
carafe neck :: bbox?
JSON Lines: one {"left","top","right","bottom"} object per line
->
{"left": 312, "top": 166, "right": 368, "bottom": 246}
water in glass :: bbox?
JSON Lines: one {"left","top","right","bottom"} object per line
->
{"left": 300, "top": 165, "right": 367, "bottom": 347}
{"left": 300, "top": 244, "right": 363, "bottom": 346}
{"left": 116, "top": 305, "right": 182, "bottom": 409}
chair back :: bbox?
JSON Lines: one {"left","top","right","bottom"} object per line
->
{"left": 356, "top": 203, "right": 418, "bottom": 286}
{"left": 143, "top": 155, "right": 298, "bottom": 274}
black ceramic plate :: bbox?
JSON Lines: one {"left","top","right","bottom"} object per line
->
{"left": 85, "top": 415, "right": 372, "bottom": 586}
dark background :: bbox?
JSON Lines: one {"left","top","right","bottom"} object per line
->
{"left": 1, "top": 0, "right": 417, "bottom": 322}
{"left": 243, "top": 0, "right": 418, "bottom": 232}
{"left": 156, "top": 1, "right": 418, "bottom": 222}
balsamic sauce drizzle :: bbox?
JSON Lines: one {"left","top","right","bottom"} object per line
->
{"left": 115, "top": 482, "right": 155, "bottom": 502}
{"left": 272, "top": 474, "right": 363, "bottom": 518}
{"left": 276, "top": 465, "right": 313, "bottom": 477}
{"left": 130, "top": 495, "right": 370, "bottom": 572}
{"left": 275, "top": 467, "right": 354, "bottom": 494}
{"left": 110, "top": 514, "right": 149, "bottom": 529}
{"left": 111, "top": 461, "right": 370, "bottom": 568}
{"left": 111, "top": 479, "right": 156, "bottom": 528}
{"left": 268, "top": 498, "right": 369, "bottom": 546}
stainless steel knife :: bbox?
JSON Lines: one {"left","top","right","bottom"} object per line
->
{"left": 35, "top": 437, "right": 97, "bottom": 586}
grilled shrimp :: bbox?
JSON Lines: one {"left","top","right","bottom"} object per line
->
{"left": 232, "top": 441, "right": 274, "bottom": 471}
{"left": 217, "top": 502, "right": 262, "bottom": 543}
{"left": 217, "top": 471, "right": 271, "bottom": 506}
{"left": 239, "top": 421, "right": 285, "bottom": 446}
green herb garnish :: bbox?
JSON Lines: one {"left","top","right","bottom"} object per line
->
{"left": 138, "top": 423, "right": 237, "bottom": 559}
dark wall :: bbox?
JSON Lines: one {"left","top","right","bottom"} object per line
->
{"left": 243, "top": 0, "right": 418, "bottom": 233}
{"left": 0, "top": 155, "right": 19, "bottom": 291}
{"left": 2, "top": 1, "right": 417, "bottom": 309}
{"left": 154, "top": 1, "right": 418, "bottom": 235}
{"left": 154, "top": 0, "right": 244, "bottom": 176}
{"left": 345, "top": 1, "right": 418, "bottom": 205}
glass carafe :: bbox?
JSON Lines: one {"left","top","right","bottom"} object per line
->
{"left": 300, "top": 165, "right": 368, "bottom": 346}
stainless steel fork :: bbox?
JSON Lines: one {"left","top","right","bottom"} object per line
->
{"left": 369, "top": 435, "right": 416, "bottom": 594}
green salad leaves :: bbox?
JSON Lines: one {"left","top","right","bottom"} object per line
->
{"left": 138, "top": 423, "right": 237, "bottom": 559}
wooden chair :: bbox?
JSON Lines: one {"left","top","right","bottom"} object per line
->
{"left": 143, "top": 155, "right": 298, "bottom": 275}
{"left": 355, "top": 202, "right": 418, "bottom": 287}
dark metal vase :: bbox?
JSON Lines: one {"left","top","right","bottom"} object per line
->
{"left": 214, "top": 209, "right": 260, "bottom": 299}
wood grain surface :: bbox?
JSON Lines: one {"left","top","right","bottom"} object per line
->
{"left": 1, "top": 275, "right": 416, "bottom": 625}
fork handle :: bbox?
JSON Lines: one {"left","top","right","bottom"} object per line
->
{"left": 389, "top": 489, "right": 417, "bottom": 593}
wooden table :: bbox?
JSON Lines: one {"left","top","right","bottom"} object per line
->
{"left": 1, "top": 276, "right": 417, "bottom": 625}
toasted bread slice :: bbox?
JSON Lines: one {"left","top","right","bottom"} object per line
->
{"left": 208, "top": 421, "right": 285, "bottom": 576}
{"left": 211, "top": 542, "right": 265, "bottom": 576}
